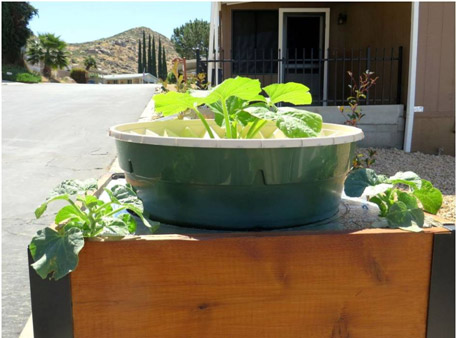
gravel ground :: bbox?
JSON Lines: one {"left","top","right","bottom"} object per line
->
{"left": 358, "top": 147, "right": 455, "bottom": 222}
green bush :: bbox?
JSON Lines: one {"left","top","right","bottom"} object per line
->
{"left": 70, "top": 68, "right": 88, "bottom": 83}
{"left": 166, "top": 71, "right": 177, "bottom": 84}
{"left": 16, "top": 72, "right": 40, "bottom": 83}
{"left": 2, "top": 64, "right": 41, "bottom": 83}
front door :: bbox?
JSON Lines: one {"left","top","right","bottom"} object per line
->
{"left": 280, "top": 10, "right": 328, "bottom": 104}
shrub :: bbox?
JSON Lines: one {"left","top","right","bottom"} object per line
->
{"left": 2, "top": 64, "right": 41, "bottom": 83}
{"left": 16, "top": 72, "right": 41, "bottom": 83}
{"left": 166, "top": 71, "right": 177, "bottom": 84}
{"left": 70, "top": 68, "right": 88, "bottom": 83}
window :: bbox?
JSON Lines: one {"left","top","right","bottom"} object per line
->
{"left": 232, "top": 10, "right": 278, "bottom": 74}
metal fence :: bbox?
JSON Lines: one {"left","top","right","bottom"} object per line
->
{"left": 196, "top": 47, "right": 403, "bottom": 106}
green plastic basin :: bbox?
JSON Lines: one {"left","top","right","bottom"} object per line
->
{"left": 110, "top": 119, "right": 364, "bottom": 230}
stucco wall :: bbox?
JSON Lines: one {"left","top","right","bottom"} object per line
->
{"left": 413, "top": 2, "right": 455, "bottom": 155}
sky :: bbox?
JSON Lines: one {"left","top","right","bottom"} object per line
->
{"left": 29, "top": 1, "right": 211, "bottom": 43}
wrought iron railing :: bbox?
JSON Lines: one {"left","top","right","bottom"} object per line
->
{"left": 196, "top": 47, "right": 403, "bottom": 106}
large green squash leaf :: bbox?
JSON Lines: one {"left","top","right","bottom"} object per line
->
{"left": 413, "top": 179, "right": 443, "bottom": 214}
{"left": 205, "top": 76, "right": 262, "bottom": 103}
{"left": 244, "top": 107, "right": 322, "bottom": 138}
{"left": 154, "top": 91, "right": 204, "bottom": 116}
{"left": 29, "top": 227, "right": 84, "bottom": 280}
{"left": 263, "top": 82, "right": 312, "bottom": 105}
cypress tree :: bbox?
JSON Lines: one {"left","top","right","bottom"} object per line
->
{"left": 162, "top": 48, "right": 167, "bottom": 79}
{"left": 147, "top": 34, "right": 151, "bottom": 74}
{"left": 157, "top": 38, "right": 162, "bottom": 79}
{"left": 137, "top": 39, "right": 142, "bottom": 73}
{"left": 142, "top": 31, "right": 146, "bottom": 73}
{"left": 151, "top": 36, "right": 157, "bottom": 77}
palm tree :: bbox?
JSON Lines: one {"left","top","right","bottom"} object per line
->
{"left": 84, "top": 56, "right": 97, "bottom": 71}
{"left": 27, "top": 33, "right": 69, "bottom": 78}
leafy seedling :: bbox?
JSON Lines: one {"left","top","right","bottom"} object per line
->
{"left": 29, "top": 179, "right": 159, "bottom": 280}
{"left": 344, "top": 168, "right": 443, "bottom": 232}
{"left": 153, "top": 76, "right": 322, "bottom": 139}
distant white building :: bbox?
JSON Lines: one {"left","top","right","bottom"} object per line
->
{"left": 99, "top": 73, "right": 158, "bottom": 84}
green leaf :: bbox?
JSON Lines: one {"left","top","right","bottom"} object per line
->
{"left": 244, "top": 107, "right": 322, "bottom": 138}
{"left": 397, "top": 191, "right": 419, "bottom": 209}
{"left": 104, "top": 185, "right": 158, "bottom": 232}
{"left": 388, "top": 171, "right": 422, "bottom": 189}
{"left": 154, "top": 91, "right": 203, "bottom": 116}
{"left": 208, "top": 96, "right": 249, "bottom": 127}
{"left": 123, "top": 204, "right": 156, "bottom": 230}
{"left": 386, "top": 200, "right": 424, "bottom": 229}
{"left": 76, "top": 194, "right": 99, "bottom": 208}
{"left": 106, "top": 184, "right": 144, "bottom": 212}
{"left": 413, "top": 179, "right": 443, "bottom": 214}
{"left": 344, "top": 169, "right": 389, "bottom": 197}
{"left": 29, "top": 227, "right": 84, "bottom": 280}
{"left": 369, "top": 196, "right": 388, "bottom": 217}
{"left": 244, "top": 106, "right": 276, "bottom": 120}
{"left": 98, "top": 214, "right": 136, "bottom": 236}
{"left": 207, "top": 100, "right": 225, "bottom": 126}
{"left": 263, "top": 82, "right": 312, "bottom": 105}
{"left": 49, "top": 179, "right": 97, "bottom": 198}
{"left": 275, "top": 109, "right": 322, "bottom": 138}
{"left": 35, "top": 194, "right": 70, "bottom": 219}
{"left": 54, "top": 204, "right": 86, "bottom": 224}
{"left": 205, "top": 76, "right": 262, "bottom": 103}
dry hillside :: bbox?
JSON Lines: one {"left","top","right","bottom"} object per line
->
{"left": 67, "top": 27, "right": 179, "bottom": 75}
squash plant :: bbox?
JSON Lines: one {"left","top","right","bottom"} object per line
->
{"left": 344, "top": 169, "right": 443, "bottom": 231}
{"left": 153, "top": 76, "right": 323, "bottom": 139}
{"left": 29, "top": 179, "right": 158, "bottom": 280}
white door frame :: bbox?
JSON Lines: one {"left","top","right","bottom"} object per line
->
{"left": 278, "top": 8, "right": 330, "bottom": 104}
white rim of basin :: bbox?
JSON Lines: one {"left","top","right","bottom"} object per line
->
{"left": 109, "top": 120, "right": 364, "bottom": 149}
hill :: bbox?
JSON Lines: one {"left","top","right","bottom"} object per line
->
{"left": 67, "top": 27, "right": 179, "bottom": 75}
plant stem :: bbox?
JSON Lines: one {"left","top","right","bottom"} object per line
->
{"left": 246, "top": 119, "right": 260, "bottom": 139}
{"left": 67, "top": 198, "right": 90, "bottom": 222}
{"left": 97, "top": 206, "right": 128, "bottom": 220}
{"left": 192, "top": 107, "right": 214, "bottom": 139}
{"left": 92, "top": 201, "right": 112, "bottom": 214}
{"left": 221, "top": 100, "right": 233, "bottom": 139}
{"left": 247, "top": 120, "right": 268, "bottom": 139}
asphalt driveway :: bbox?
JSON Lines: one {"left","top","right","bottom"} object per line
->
{"left": 2, "top": 83, "right": 158, "bottom": 338}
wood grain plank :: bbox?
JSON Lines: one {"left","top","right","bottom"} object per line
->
{"left": 71, "top": 231, "right": 434, "bottom": 338}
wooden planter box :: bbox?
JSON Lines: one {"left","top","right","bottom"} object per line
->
{"left": 29, "top": 226, "right": 454, "bottom": 338}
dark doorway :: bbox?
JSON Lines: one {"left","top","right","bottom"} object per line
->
{"left": 282, "top": 12, "right": 326, "bottom": 102}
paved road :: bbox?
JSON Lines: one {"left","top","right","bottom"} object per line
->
{"left": 2, "top": 83, "right": 157, "bottom": 338}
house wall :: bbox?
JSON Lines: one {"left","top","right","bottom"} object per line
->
{"left": 220, "top": 2, "right": 411, "bottom": 104}
{"left": 413, "top": 2, "right": 455, "bottom": 155}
